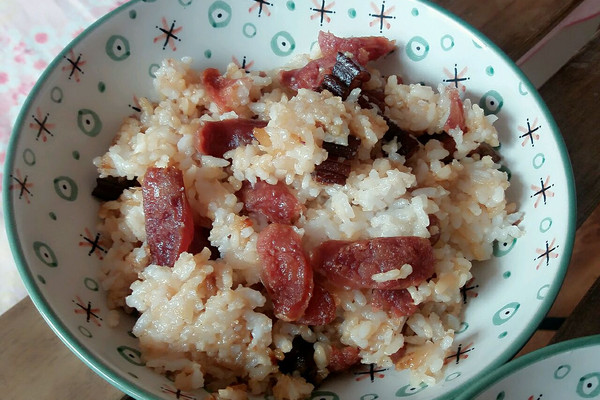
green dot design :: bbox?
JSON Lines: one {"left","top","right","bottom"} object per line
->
{"left": 129, "top": 9, "right": 137, "bottom": 19}
{"left": 441, "top": 34, "right": 455, "bottom": 51}
{"left": 78, "top": 325, "right": 93, "bottom": 338}
{"left": 243, "top": 23, "right": 257, "bottom": 38}
{"left": 486, "top": 66, "right": 495, "bottom": 76}
{"left": 540, "top": 217, "right": 552, "bottom": 233}
{"left": 496, "top": 392, "right": 506, "bottom": 400}
{"left": 49, "top": 212, "right": 57, "bottom": 220}
{"left": 498, "top": 331, "right": 507, "bottom": 339}
{"left": 204, "top": 49, "right": 212, "bottom": 59}
{"left": 533, "top": 153, "right": 546, "bottom": 169}
{"left": 493, "top": 238, "right": 516, "bottom": 257}
{"left": 50, "top": 86, "right": 63, "bottom": 103}
{"left": 148, "top": 63, "right": 160, "bottom": 78}
{"left": 208, "top": 1, "right": 232, "bottom": 28}
{"left": 456, "top": 321, "right": 469, "bottom": 334}
{"left": 97, "top": 82, "right": 106, "bottom": 93}
{"left": 23, "top": 149, "right": 36, "bottom": 166}
{"left": 117, "top": 346, "right": 145, "bottom": 366}
{"left": 105, "top": 35, "right": 131, "bottom": 61}
{"left": 445, "top": 372, "right": 461, "bottom": 381}
{"left": 479, "top": 90, "right": 504, "bottom": 115}
{"left": 178, "top": 0, "right": 193, "bottom": 6}
{"left": 396, "top": 383, "right": 428, "bottom": 397}
{"left": 503, "top": 271, "right": 511, "bottom": 279}
{"left": 577, "top": 373, "right": 600, "bottom": 398}
{"left": 84, "top": 277, "right": 100, "bottom": 291}
{"left": 37, "top": 274, "right": 46, "bottom": 284}
{"left": 72, "top": 150, "right": 80, "bottom": 160}
{"left": 555, "top": 364, "right": 571, "bottom": 379}
{"left": 361, "top": 395, "right": 378, "bottom": 400}
{"left": 492, "top": 302, "right": 520, "bottom": 325}
{"left": 287, "top": 1, "right": 296, "bottom": 11}
{"left": 310, "top": 391, "right": 339, "bottom": 400}
{"left": 33, "top": 241, "right": 58, "bottom": 267}
{"left": 77, "top": 109, "right": 103, "bottom": 137}
{"left": 411, "top": 8, "right": 419, "bottom": 16}
{"left": 406, "top": 36, "right": 429, "bottom": 61}
{"left": 537, "top": 284, "right": 550, "bottom": 300}
{"left": 53, "top": 176, "right": 79, "bottom": 201}
{"left": 271, "top": 31, "right": 296, "bottom": 56}
{"left": 348, "top": 8, "right": 357, "bottom": 18}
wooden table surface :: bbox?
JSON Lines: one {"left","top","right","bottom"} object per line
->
{"left": 1, "top": 1, "right": 599, "bottom": 399}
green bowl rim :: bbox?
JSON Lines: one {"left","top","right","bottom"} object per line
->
{"left": 457, "top": 334, "right": 600, "bottom": 398}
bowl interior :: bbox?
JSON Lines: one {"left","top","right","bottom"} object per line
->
{"left": 4, "top": 1, "right": 575, "bottom": 399}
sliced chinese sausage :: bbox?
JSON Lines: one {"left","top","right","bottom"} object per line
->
{"left": 239, "top": 179, "right": 302, "bottom": 225}
{"left": 328, "top": 345, "right": 361, "bottom": 372}
{"left": 312, "top": 236, "right": 435, "bottom": 290}
{"left": 296, "top": 283, "right": 336, "bottom": 326}
{"left": 142, "top": 166, "right": 194, "bottom": 267}
{"left": 202, "top": 67, "right": 249, "bottom": 113}
{"left": 196, "top": 118, "right": 268, "bottom": 158}
{"left": 371, "top": 289, "right": 418, "bottom": 318}
{"left": 443, "top": 88, "right": 467, "bottom": 132}
{"left": 256, "top": 223, "right": 313, "bottom": 322}
{"left": 318, "top": 31, "right": 396, "bottom": 66}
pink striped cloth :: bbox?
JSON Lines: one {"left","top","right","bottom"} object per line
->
{"left": 0, "top": 0, "right": 125, "bottom": 315}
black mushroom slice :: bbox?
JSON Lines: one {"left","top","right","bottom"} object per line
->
{"left": 278, "top": 336, "right": 319, "bottom": 385}
{"left": 318, "top": 52, "right": 371, "bottom": 100}
{"left": 314, "top": 135, "right": 361, "bottom": 185}
{"left": 92, "top": 175, "right": 141, "bottom": 201}
{"left": 381, "top": 116, "right": 421, "bottom": 159}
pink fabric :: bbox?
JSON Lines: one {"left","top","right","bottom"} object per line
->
{"left": 0, "top": 0, "right": 125, "bottom": 315}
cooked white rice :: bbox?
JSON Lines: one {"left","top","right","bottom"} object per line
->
{"left": 94, "top": 42, "right": 522, "bottom": 400}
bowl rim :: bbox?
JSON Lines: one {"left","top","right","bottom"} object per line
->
{"left": 2, "top": 1, "right": 576, "bottom": 399}
{"left": 456, "top": 334, "right": 600, "bottom": 399}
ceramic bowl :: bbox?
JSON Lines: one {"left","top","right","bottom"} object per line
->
{"left": 4, "top": 1, "right": 575, "bottom": 399}
{"left": 458, "top": 335, "right": 600, "bottom": 399}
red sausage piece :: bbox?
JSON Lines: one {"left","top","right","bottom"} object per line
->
{"left": 142, "top": 167, "right": 194, "bottom": 267}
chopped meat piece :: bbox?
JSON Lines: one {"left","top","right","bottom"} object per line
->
{"left": 444, "top": 88, "right": 467, "bottom": 132}
{"left": 371, "top": 289, "right": 418, "bottom": 318}
{"left": 382, "top": 117, "right": 421, "bottom": 159}
{"left": 312, "top": 236, "right": 435, "bottom": 290}
{"left": 297, "top": 283, "right": 336, "bottom": 326}
{"left": 92, "top": 175, "right": 140, "bottom": 201}
{"left": 196, "top": 118, "right": 268, "bottom": 158}
{"left": 278, "top": 336, "right": 318, "bottom": 384}
{"left": 142, "top": 167, "right": 194, "bottom": 267}
{"left": 279, "top": 31, "right": 395, "bottom": 91}
{"left": 256, "top": 223, "right": 313, "bottom": 321}
{"left": 188, "top": 226, "right": 220, "bottom": 260}
{"left": 312, "top": 159, "right": 351, "bottom": 185}
{"left": 318, "top": 31, "right": 396, "bottom": 66}
{"left": 280, "top": 57, "right": 332, "bottom": 91}
{"left": 328, "top": 345, "right": 361, "bottom": 372}
{"left": 322, "top": 135, "right": 361, "bottom": 159}
{"left": 201, "top": 67, "right": 250, "bottom": 113}
{"left": 469, "top": 142, "right": 502, "bottom": 163}
{"left": 239, "top": 180, "right": 302, "bottom": 224}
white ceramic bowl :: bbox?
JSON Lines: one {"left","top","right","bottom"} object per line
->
{"left": 4, "top": 1, "right": 575, "bottom": 399}
{"left": 458, "top": 334, "right": 600, "bottom": 399}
